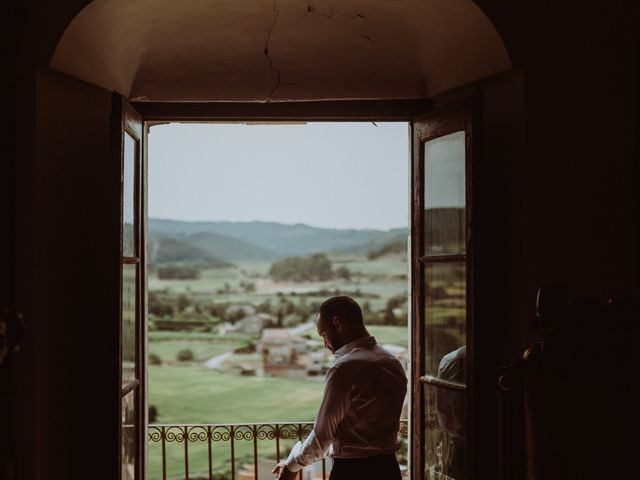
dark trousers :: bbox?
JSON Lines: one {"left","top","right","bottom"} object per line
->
{"left": 329, "top": 453, "right": 401, "bottom": 480}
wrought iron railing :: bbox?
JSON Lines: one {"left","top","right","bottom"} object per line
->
{"left": 148, "top": 420, "right": 409, "bottom": 480}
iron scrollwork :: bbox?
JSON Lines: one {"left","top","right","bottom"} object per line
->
{"left": 148, "top": 422, "right": 316, "bottom": 444}
{"left": 148, "top": 420, "right": 409, "bottom": 443}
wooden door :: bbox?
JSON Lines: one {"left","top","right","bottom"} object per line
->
{"left": 410, "top": 99, "right": 477, "bottom": 480}
{"left": 112, "top": 93, "right": 148, "bottom": 480}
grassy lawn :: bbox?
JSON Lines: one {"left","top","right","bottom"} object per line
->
{"left": 149, "top": 266, "right": 242, "bottom": 293}
{"left": 368, "top": 325, "right": 409, "bottom": 347}
{"left": 148, "top": 365, "right": 323, "bottom": 478}
{"left": 281, "top": 324, "right": 408, "bottom": 348}
{"left": 149, "top": 366, "right": 323, "bottom": 424}
{"left": 340, "top": 254, "right": 407, "bottom": 277}
{"left": 147, "top": 327, "right": 408, "bottom": 479}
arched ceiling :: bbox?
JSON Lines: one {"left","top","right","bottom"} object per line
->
{"left": 50, "top": 0, "right": 511, "bottom": 102}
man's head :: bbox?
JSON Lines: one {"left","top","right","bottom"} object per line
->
{"left": 316, "top": 296, "right": 369, "bottom": 353}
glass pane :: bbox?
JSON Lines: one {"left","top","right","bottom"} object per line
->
{"left": 122, "top": 264, "right": 137, "bottom": 386}
{"left": 122, "top": 390, "right": 137, "bottom": 480}
{"left": 123, "top": 132, "right": 137, "bottom": 257}
{"left": 423, "top": 131, "right": 466, "bottom": 256}
{"left": 424, "top": 385, "right": 467, "bottom": 480}
{"left": 424, "top": 262, "right": 466, "bottom": 377}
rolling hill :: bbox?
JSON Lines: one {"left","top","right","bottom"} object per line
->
{"left": 149, "top": 218, "right": 409, "bottom": 263}
{"left": 149, "top": 237, "right": 231, "bottom": 267}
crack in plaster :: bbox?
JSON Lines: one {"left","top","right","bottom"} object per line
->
{"left": 306, "top": 2, "right": 374, "bottom": 46}
{"left": 263, "top": 1, "right": 373, "bottom": 100}
{"left": 306, "top": 3, "right": 334, "bottom": 19}
{"left": 264, "top": 1, "right": 282, "bottom": 100}
{"left": 360, "top": 34, "right": 374, "bottom": 45}
{"left": 306, "top": 2, "right": 369, "bottom": 21}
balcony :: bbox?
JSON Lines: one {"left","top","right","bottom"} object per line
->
{"left": 148, "top": 420, "right": 409, "bottom": 480}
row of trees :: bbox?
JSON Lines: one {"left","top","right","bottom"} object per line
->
{"left": 361, "top": 294, "right": 408, "bottom": 326}
{"left": 268, "top": 253, "right": 352, "bottom": 282}
{"left": 268, "top": 253, "right": 333, "bottom": 282}
{"left": 149, "top": 288, "right": 409, "bottom": 332}
{"left": 367, "top": 239, "right": 406, "bottom": 260}
{"left": 157, "top": 264, "right": 201, "bottom": 280}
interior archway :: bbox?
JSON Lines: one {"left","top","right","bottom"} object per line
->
{"left": 50, "top": 0, "right": 511, "bottom": 102}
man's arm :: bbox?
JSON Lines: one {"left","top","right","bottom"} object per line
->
{"left": 284, "top": 366, "right": 351, "bottom": 473}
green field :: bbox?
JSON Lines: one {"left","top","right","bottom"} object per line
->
{"left": 150, "top": 366, "right": 323, "bottom": 424}
{"left": 149, "top": 266, "right": 243, "bottom": 293}
{"left": 368, "top": 325, "right": 408, "bottom": 346}
{"left": 147, "top": 323, "right": 408, "bottom": 478}
{"left": 148, "top": 366, "right": 324, "bottom": 478}
{"left": 148, "top": 327, "right": 407, "bottom": 425}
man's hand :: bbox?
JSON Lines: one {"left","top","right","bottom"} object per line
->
{"left": 271, "top": 462, "right": 296, "bottom": 480}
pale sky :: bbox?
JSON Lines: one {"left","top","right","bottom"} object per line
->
{"left": 148, "top": 122, "right": 409, "bottom": 230}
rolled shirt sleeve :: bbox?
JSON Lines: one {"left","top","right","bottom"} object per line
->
{"left": 285, "top": 366, "right": 351, "bottom": 472}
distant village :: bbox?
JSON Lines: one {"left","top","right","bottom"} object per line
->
{"left": 201, "top": 304, "right": 408, "bottom": 380}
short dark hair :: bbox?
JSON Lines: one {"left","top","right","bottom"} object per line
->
{"left": 318, "top": 296, "right": 364, "bottom": 327}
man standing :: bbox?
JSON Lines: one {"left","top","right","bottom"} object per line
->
{"left": 272, "top": 296, "right": 407, "bottom": 480}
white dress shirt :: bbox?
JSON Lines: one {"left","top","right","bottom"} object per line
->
{"left": 285, "top": 336, "right": 407, "bottom": 472}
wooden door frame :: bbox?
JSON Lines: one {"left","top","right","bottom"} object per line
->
{"left": 132, "top": 99, "right": 432, "bottom": 123}
{"left": 132, "top": 94, "right": 484, "bottom": 480}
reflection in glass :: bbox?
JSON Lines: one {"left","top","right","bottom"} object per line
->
{"left": 425, "top": 385, "right": 467, "bottom": 480}
{"left": 423, "top": 131, "right": 466, "bottom": 255}
{"left": 122, "top": 391, "right": 136, "bottom": 480}
{"left": 424, "top": 262, "right": 466, "bottom": 376}
{"left": 122, "top": 264, "right": 137, "bottom": 387}
{"left": 123, "top": 133, "right": 137, "bottom": 257}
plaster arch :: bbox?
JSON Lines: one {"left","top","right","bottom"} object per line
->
{"left": 50, "top": 0, "right": 511, "bottom": 102}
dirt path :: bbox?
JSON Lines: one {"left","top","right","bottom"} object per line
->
{"left": 203, "top": 351, "right": 233, "bottom": 369}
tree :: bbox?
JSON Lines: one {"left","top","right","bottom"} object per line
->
{"left": 148, "top": 405, "right": 158, "bottom": 423}
{"left": 177, "top": 294, "right": 190, "bottom": 312}
{"left": 149, "top": 352, "right": 162, "bottom": 365}
{"left": 157, "top": 264, "right": 201, "bottom": 280}
{"left": 362, "top": 301, "right": 372, "bottom": 315}
{"left": 225, "top": 307, "right": 246, "bottom": 323}
{"left": 177, "top": 349, "right": 194, "bottom": 362}
{"left": 387, "top": 294, "right": 407, "bottom": 310}
{"left": 148, "top": 293, "right": 174, "bottom": 318}
{"left": 284, "top": 299, "right": 295, "bottom": 315}
{"left": 268, "top": 253, "right": 333, "bottom": 282}
{"left": 210, "top": 303, "right": 227, "bottom": 318}
{"left": 367, "top": 239, "right": 406, "bottom": 260}
{"left": 257, "top": 299, "right": 272, "bottom": 314}
{"left": 384, "top": 307, "right": 397, "bottom": 325}
{"left": 335, "top": 266, "right": 351, "bottom": 281}
{"left": 295, "top": 296, "right": 310, "bottom": 317}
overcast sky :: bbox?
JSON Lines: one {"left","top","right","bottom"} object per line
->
{"left": 148, "top": 122, "right": 409, "bottom": 230}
